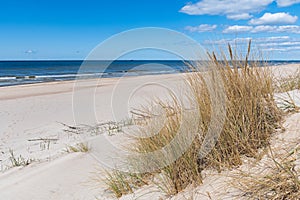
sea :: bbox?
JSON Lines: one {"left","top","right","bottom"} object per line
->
{"left": 0, "top": 60, "right": 299, "bottom": 87}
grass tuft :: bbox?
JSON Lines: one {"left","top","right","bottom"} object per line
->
{"left": 66, "top": 142, "right": 90, "bottom": 153}
{"left": 104, "top": 170, "right": 150, "bottom": 198}
{"left": 9, "top": 149, "right": 33, "bottom": 167}
{"left": 234, "top": 148, "right": 300, "bottom": 199}
{"left": 276, "top": 69, "right": 300, "bottom": 92}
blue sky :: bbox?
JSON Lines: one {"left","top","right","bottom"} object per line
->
{"left": 1, "top": 0, "right": 300, "bottom": 60}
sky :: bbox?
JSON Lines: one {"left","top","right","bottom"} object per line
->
{"left": 1, "top": 0, "right": 300, "bottom": 60}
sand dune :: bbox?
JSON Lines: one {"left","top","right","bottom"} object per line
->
{"left": 0, "top": 64, "right": 299, "bottom": 199}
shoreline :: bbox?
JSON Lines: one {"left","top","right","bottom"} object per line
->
{"left": 0, "top": 72, "right": 183, "bottom": 101}
{"left": 0, "top": 60, "right": 300, "bottom": 89}
{"left": 0, "top": 71, "right": 181, "bottom": 89}
{"left": 1, "top": 61, "right": 299, "bottom": 88}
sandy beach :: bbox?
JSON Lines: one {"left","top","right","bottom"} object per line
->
{"left": 0, "top": 72, "right": 187, "bottom": 199}
{"left": 0, "top": 64, "right": 300, "bottom": 200}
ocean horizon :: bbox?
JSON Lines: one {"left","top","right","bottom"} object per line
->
{"left": 0, "top": 60, "right": 299, "bottom": 87}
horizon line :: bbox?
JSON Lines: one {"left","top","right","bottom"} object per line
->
{"left": 0, "top": 59, "right": 300, "bottom": 62}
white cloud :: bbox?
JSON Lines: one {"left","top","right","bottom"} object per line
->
{"left": 204, "top": 36, "right": 292, "bottom": 45}
{"left": 284, "top": 46, "right": 300, "bottom": 51}
{"left": 180, "top": 0, "right": 273, "bottom": 18}
{"left": 262, "top": 47, "right": 287, "bottom": 51}
{"left": 253, "top": 25, "right": 300, "bottom": 33}
{"left": 227, "top": 13, "right": 253, "bottom": 20}
{"left": 25, "top": 50, "right": 36, "bottom": 54}
{"left": 277, "top": 25, "right": 300, "bottom": 33}
{"left": 185, "top": 24, "right": 217, "bottom": 32}
{"left": 203, "top": 36, "right": 300, "bottom": 53}
{"left": 260, "top": 44, "right": 300, "bottom": 52}
{"left": 276, "top": 0, "right": 300, "bottom": 7}
{"left": 261, "top": 41, "right": 300, "bottom": 46}
{"left": 203, "top": 37, "right": 252, "bottom": 45}
{"left": 223, "top": 25, "right": 253, "bottom": 33}
{"left": 249, "top": 12, "right": 298, "bottom": 25}
{"left": 255, "top": 36, "right": 290, "bottom": 42}
{"left": 251, "top": 25, "right": 277, "bottom": 32}
{"left": 180, "top": 0, "right": 300, "bottom": 20}
{"left": 223, "top": 25, "right": 300, "bottom": 33}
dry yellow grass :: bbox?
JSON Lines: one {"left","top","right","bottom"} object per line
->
{"left": 104, "top": 42, "right": 283, "bottom": 197}
{"left": 233, "top": 147, "right": 300, "bottom": 199}
{"left": 66, "top": 142, "right": 90, "bottom": 153}
{"left": 275, "top": 69, "right": 300, "bottom": 92}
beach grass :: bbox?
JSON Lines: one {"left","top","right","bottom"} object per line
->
{"left": 104, "top": 170, "right": 150, "bottom": 198}
{"left": 66, "top": 142, "right": 90, "bottom": 153}
{"left": 275, "top": 69, "right": 300, "bottom": 113}
{"left": 104, "top": 42, "right": 283, "bottom": 197}
{"left": 276, "top": 68, "right": 300, "bottom": 92}
{"left": 233, "top": 147, "right": 300, "bottom": 199}
{"left": 8, "top": 149, "right": 33, "bottom": 167}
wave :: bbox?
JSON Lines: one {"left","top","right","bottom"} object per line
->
{"left": 35, "top": 73, "right": 103, "bottom": 79}
{"left": 0, "top": 77, "right": 17, "bottom": 81}
{"left": 0, "top": 70, "right": 179, "bottom": 87}
{"left": 0, "top": 70, "right": 176, "bottom": 80}
{"left": 0, "top": 73, "right": 104, "bottom": 80}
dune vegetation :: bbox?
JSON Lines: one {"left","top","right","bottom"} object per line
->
{"left": 104, "top": 42, "right": 290, "bottom": 198}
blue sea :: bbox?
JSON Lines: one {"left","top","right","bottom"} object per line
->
{"left": 0, "top": 60, "right": 189, "bottom": 87}
{"left": 0, "top": 60, "right": 299, "bottom": 87}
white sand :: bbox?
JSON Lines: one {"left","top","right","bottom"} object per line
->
{"left": 0, "top": 64, "right": 299, "bottom": 200}
{"left": 0, "top": 73, "right": 186, "bottom": 199}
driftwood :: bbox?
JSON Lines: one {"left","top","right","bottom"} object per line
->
{"left": 27, "top": 138, "right": 58, "bottom": 142}
{"left": 58, "top": 122, "right": 78, "bottom": 130}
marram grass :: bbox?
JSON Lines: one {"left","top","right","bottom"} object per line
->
{"left": 104, "top": 42, "right": 283, "bottom": 197}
